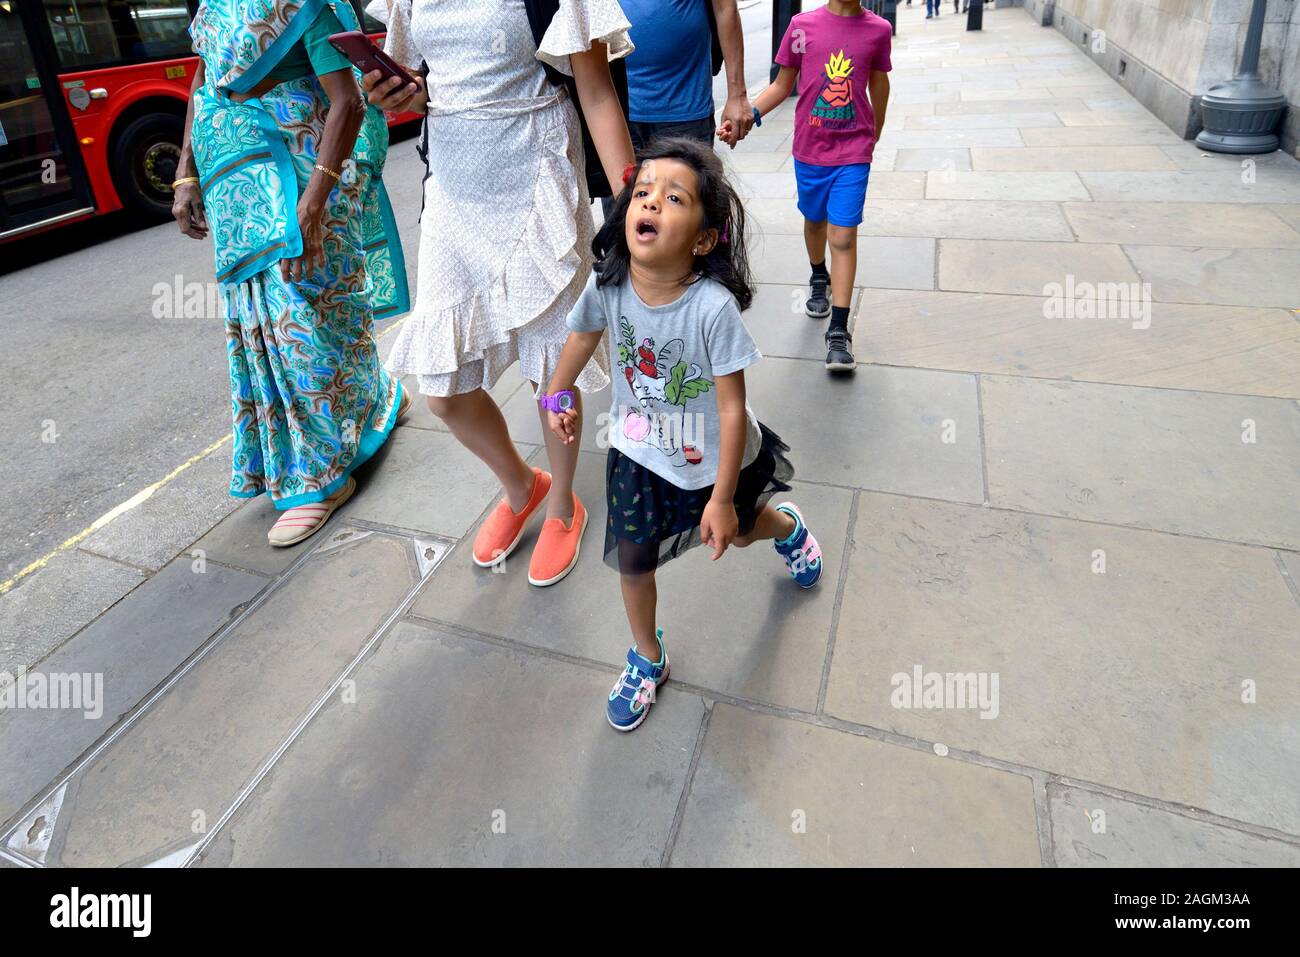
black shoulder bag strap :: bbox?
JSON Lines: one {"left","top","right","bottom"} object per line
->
{"left": 523, "top": 0, "right": 630, "bottom": 199}
{"left": 415, "top": 60, "right": 432, "bottom": 223}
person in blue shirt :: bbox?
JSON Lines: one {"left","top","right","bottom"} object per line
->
{"left": 602, "top": 0, "right": 752, "bottom": 215}
{"left": 624, "top": 0, "right": 752, "bottom": 147}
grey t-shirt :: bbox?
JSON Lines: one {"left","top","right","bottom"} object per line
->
{"left": 567, "top": 272, "right": 763, "bottom": 491}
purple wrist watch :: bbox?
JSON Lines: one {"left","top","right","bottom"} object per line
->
{"left": 539, "top": 390, "right": 576, "bottom": 413}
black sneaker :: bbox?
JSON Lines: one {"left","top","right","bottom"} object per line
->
{"left": 806, "top": 271, "right": 831, "bottom": 319}
{"left": 824, "top": 326, "right": 855, "bottom": 372}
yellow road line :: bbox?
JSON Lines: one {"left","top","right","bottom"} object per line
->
{"left": 1, "top": 314, "right": 411, "bottom": 597}
{"left": 0, "top": 434, "right": 232, "bottom": 596}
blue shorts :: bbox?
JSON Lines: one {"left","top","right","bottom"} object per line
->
{"left": 793, "top": 159, "right": 871, "bottom": 228}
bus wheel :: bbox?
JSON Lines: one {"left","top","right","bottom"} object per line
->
{"left": 112, "top": 113, "right": 183, "bottom": 220}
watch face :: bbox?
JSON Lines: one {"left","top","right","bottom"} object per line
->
{"left": 557, "top": 392, "right": 574, "bottom": 411}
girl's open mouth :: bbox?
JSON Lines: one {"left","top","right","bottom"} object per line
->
{"left": 634, "top": 218, "right": 658, "bottom": 241}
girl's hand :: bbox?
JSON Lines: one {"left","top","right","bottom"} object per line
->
{"left": 700, "top": 499, "right": 739, "bottom": 560}
{"left": 716, "top": 119, "right": 737, "bottom": 148}
{"left": 281, "top": 197, "right": 326, "bottom": 283}
{"left": 362, "top": 69, "right": 424, "bottom": 114}
{"left": 172, "top": 182, "right": 208, "bottom": 239}
{"left": 548, "top": 408, "right": 579, "bottom": 445}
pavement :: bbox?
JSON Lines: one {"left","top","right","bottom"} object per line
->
{"left": 2, "top": 4, "right": 1299, "bottom": 867}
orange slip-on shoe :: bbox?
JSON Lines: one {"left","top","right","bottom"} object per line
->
{"left": 527, "top": 492, "right": 589, "bottom": 587}
{"left": 472, "top": 468, "right": 551, "bottom": 568}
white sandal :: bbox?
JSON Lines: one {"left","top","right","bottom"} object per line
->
{"left": 267, "top": 477, "right": 356, "bottom": 547}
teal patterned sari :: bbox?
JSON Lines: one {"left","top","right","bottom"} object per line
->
{"left": 189, "top": 0, "right": 410, "bottom": 509}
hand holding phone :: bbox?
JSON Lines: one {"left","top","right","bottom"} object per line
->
{"left": 328, "top": 30, "right": 418, "bottom": 88}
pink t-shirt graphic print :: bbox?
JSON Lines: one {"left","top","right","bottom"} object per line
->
{"left": 774, "top": 6, "right": 893, "bottom": 166}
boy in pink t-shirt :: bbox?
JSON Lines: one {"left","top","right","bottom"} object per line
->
{"left": 722, "top": 1, "right": 892, "bottom": 372}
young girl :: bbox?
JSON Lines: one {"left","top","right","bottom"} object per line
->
{"left": 542, "top": 138, "right": 825, "bottom": 732}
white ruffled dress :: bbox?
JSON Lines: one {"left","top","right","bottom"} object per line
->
{"left": 378, "top": 0, "right": 632, "bottom": 397}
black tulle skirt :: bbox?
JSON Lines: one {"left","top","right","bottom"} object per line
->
{"left": 603, "top": 422, "right": 795, "bottom": 575}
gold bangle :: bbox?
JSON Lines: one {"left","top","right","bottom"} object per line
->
{"left": 171, "top": 176, "right": 200, "bottom": 189}
{"left": 314, "top": 163, "right": 341, "bottom": 182}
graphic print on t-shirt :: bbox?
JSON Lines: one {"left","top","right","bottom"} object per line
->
{"left": 811, "top": 50, "right": 856, "bottom": 129}
{"left": 616, "top": 315, "right": 713, "bottom": 468}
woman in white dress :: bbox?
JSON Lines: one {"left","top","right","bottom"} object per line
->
{"left": 366, "top": 0, "right": 635, "bottom": 586}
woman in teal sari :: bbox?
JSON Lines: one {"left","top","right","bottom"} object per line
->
{"left": 172, "top": 0, "right": 410, "bottom": 546}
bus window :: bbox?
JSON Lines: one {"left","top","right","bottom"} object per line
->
{"left": 0, "top": 0, "right": 93, "bottom": 235}
{"left": 44, "top": 1, "right": 192, "bottom": 70}
{"left": 351, "top": 1, "right": 384, "bottom": 33}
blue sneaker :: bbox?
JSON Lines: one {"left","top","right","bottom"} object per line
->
{"left": 607, "top": 629, "right": 670, "bottom": 732}
{"left": 773, "top": 502, "right": 823, "bottom": 588}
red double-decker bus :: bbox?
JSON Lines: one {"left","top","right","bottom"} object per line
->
{"left": 0, "top": 0, "right": 405, "bottom": 243}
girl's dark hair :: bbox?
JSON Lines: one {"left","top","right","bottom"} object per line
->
{"left": 593, "top": 137, "right": 755, "bottom": 311}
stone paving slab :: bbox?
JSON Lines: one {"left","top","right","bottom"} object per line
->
{"left": 1058, "top": 110, "right": 1161, "bottom": 127}
{"left": 857, "top": 199, "right": 1073, "bottom": 241}
{"left": 823, "top": 492, "right": 1300, "bottom": 835}
{"left": 934, "top": 98, "right": 1089, "bottom": 115}
{"left": 747, "top": 357, "right": 985, "bottom": 502}
{"left": 720, "top": 150, "right": 792, "bottom": 173}
{"left": 938, "top": 239, "right": 1138, "bottom": 296}
{"left": 867, "top": 147, "right": 897, "bottom": 171}
{"left": 885, "top": 129, "right": 1026, "bottom": 149}
{"left": 958, "top": 77, "right": 1036, "bottom": 93}
{"left": 980, "top": 376, "right": 1300, "bottom": 549}
{"left": 1063, "top": 202, "right": 1300, "bottom": 247}
{"left": 1044, "top": 82, "right": 1128, "bottom": 97}
{"left": 1123, "top": 246, "right": 1300, "bottom": 309}
{"left": 885, "top": 102, "right": 938, "bottom": 120}
{"left": 189, "top": 495, "right": 300, "bottom": 577}
{"left": 0, "top": 557, "right": 264, "bottom": 826}
{"left": 0, "top": 550, "right": 144, "bottom": 677}
{"left": 887, "top": 88, "right": 962, "bottom": 105}
{"left": 755, "top": 233, "right": 935, "bottom": 290}
{"left": 29, "top": 529, "right": 419, "bottom": 867}
{"left": 970, "top": 146, "right": 1179, "bottom": 172}
{"left": 905, "top": 112, "right": 1063, "bottom": 131}
{"left": 1049, "top": 782, "right": 1300, "bottom": 867}
{"left": 1278, "top": 551, "right": 1300, "bottom": 606}
{"left": 197, "top": 621, "right": 704, "bottom": 866}
{"left": 894, "top": 148, "right": 971, "bottom": 172}
{"left": 853, "top": 171, "right": 927, "bottom": 199}
{"left": 1080, "top": 170, "right": 1300, "bottom": 204}
{"left": 669, "top": 704, "right": 1042, "bottom": 867}
{"left": 857, "top": 289, "right": 1300, "bottom": 400}
{"left": 1019, "top": 126, "right": 1184, "bottom": 147}
{"left": 1082, "top": 97, "right": 1149, "bottom": 114}
{"left": 1158, "top": 145, "right": 1300, "bottom": 172}
{"left": 413, "top": 451, "right": 851, "bottom": 714}
{"left": 336, "top": 427, "right": 538, "bottom": 538}
{"left": 734, "top": 170, "right": 796, "bottom": 200}
{"left": 960, "top": 87, "right": 1051, "bottom": 101}
{"left": 1272, "top": 204, "right": 1300, "bottom": 231}
{"left": 80, "top": 450, "right": 240, "bottom": 572}
{"left": 926, "top": 171, "right": 1089, "bottom": 200}
{"left": 724, "top": 130, "right": 793, "bottom": 155}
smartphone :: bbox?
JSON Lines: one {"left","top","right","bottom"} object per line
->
{"left": 327, "top": 30, "right": 419, "bottom": 90}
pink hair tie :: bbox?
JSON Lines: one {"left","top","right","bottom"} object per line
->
{"left": 719, "top": 218, "right": 731, "bottom": 244}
